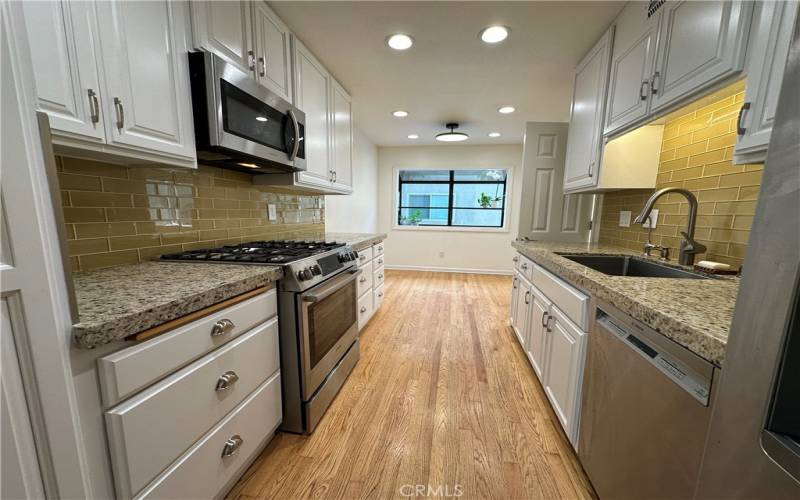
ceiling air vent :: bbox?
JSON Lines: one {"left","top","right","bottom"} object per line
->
{"left": 648, "top": 0, "right": 666, "bottom": 18}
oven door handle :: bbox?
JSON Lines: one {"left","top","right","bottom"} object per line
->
{"left": 302, "top": 268, "right": 360, "bottom": 303}
{"left": 287, "top": 108, "right": 300, "bottom": 161}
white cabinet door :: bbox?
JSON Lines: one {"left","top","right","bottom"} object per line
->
{"left": 734, "top": 0, "right": 798, "bottom": 162}
{"left": 564, "top": 27, "right": 613, "bottom": 191}
{"left": 22, "top": 0, "right": 105, "bottom": 141}
{"left": 649, "top": 0, "right": 751, "bottom": 113}
{"left": 190, "top": 0, "right": 254, "bottom": 76}
{"left": 542, "top": 306, "right": 587, "bottom": 446}
{"left": 526, "top": 287, "right": 551, "bottom": 381}
{"left": 330, "top": 78, "right": 353, "bottom": 192}
{"left": 510, "top": 272, "right": 520, "bottom": 325}
{"left": 253, "top": 1, "right": 292, "bottom": 103}
{"left": 604, "top": 1, "right": 660, "bottom": 136}
{"left": 293, "top": 37, "right": 332, "bottom": 187}
{"left": 96, "top": 0, "right": 196, "bottom": 160}
{"left": 514, "top": 278, "right": 533, "bottom": 349}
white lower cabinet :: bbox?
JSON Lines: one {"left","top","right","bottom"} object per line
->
{"left": 510, "top": 252, "right": 588, "bottom": 448}
{"left": 100, "top": 289, "right": 281, "bottom": 499}
{"left": 357, "top": 290, "right": 374, "bottom": 330}
{"left": 357, "top": 240, "right": 385, "bottom": 330}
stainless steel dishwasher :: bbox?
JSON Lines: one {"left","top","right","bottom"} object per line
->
{"left": 578, "top": 300, "right": 718, "bottom": 499}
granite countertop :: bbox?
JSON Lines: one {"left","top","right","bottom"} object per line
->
{"left": 325, "top": 232, "right": 387, "bottom": 252}
{"left": 511, "top": 241, "right": 739, "bottom": 367}
{"left": 72, "top": 262, "right": 283, "bottom": 349}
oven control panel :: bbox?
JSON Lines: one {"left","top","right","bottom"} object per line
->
{"left": 282, "top": 246, "right": 358, "bottom": 291}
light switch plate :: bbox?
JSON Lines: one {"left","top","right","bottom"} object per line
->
{"left": 642, "top": 209, "right": 658, "bottom": 228}
{"left": 268, "top": 204, "right": 277, "bottom": 221}
{"left": 619, "top": 210, "right": 631, "bottom": 228}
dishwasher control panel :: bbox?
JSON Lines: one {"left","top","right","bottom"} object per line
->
{"left": 597, "top": 312, "right": 711, "bottom": 406}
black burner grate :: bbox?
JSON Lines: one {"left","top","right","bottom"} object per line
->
{"left": 160, "top": 240, "right": 345, "bottom": 264}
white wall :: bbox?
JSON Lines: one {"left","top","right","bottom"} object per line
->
{"left": 325, "top": 128, "right": 378, "bottom": 232}
{"left": 377, "top": 144, "right": 523, "bottom": 274}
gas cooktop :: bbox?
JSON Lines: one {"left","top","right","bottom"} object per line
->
{"left": 160, "top": 240, "right": 346, "bottom": 265}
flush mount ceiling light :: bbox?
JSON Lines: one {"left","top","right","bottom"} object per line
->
{"left": 392, "top": 110, "right": 409, "bottom": 118}
{"left": 488, "top": 132, "right": 501, "bottom": 137}
{"left": 435, "top": 123, "right": 469, "bottom": 142}
{"left": 407, "top": 134, "right": 419, "bottom": 139}
{"left": 498, "top": 106, "right": 515, "bottom": 114}
{"left": 386, "top": 34, "right": 414, "bottom": 50}
{"left": 480, "top": 25, "right": 510, "bottom": 44}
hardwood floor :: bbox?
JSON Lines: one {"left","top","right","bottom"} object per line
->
{"left": 228, "top": 271, "right": 595, "bottom": 500}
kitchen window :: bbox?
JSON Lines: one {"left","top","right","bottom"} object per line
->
{"left": 396, "top": 169, "right": 508, "bottom": 229}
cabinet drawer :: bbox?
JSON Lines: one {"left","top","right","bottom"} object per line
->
{"left": 532, "top": 264, "right": 589, "bottom": 330}
{"left": 357, "top": 262, "right": 373, "bottom": 296}
{"left": 373, "top": 265, "right": 385, "bottom": 288}
{"left": 106, "top": 319, "right": 279, "bottom": 498}
{"left": 357, "top": 290, "right": 373, "bottom": 330}
{"left": 98, "top": 289, "right": 277, "bottom": 406}
{"left": 373, "top": 241, "right": 385, "bottom": 257}
{"left": 373, "top": 284, "right": 385, "bottom": 311}
{"left": 357, "top": 246, "right": 374, "bottom": 265}
{"left": 373, "top": 253, "right": 385, "bottom": 268}
{"left": 136, "top": 372, "right": 282, "bottom": 499}
{"left": 519, "top": 255, "right": 535, "bottom": 281}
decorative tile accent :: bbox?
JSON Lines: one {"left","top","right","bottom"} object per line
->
{"left": 599, "top": 82, "right": 762, "bottom": 269}
{"left": 56, "top": 158, "right": 325, "bottom": 271}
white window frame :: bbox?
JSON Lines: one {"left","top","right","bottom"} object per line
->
{"left": 391, "top": 165, "right": 513, "bottom": 233}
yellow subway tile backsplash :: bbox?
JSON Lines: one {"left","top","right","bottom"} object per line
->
{"left": 55, "top": 159, "right": 325, "bottom": 271}
{"left": 599, "top": 82, "right": 762, "bottom": 269}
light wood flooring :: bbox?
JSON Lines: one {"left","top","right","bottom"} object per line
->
{"left": 228, "top": 270, "right": 594, "bottom": 500}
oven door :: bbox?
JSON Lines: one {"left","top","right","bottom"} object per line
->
{"left": 298, "top": 268, "right": 360, "bottom": 400}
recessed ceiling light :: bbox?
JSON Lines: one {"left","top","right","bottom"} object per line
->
{"left": 387, "top": 34, "right": 414, "bottom": 50}
{"left": 488, "top": 132, "right": 501, "bottom": 138}
{"left": 435, "top": 123, "right": 469, "bottom": 142}
{"left": 407, "top": 134, "right": 419, "bottom": 139}
{"left": 255, "top": 116, "right": 268, "bottom": 122}
{"left": 392, "top": 110, "right": 409, "bottom": 118}
{"left": 480, "top": 26, "right": 510, "bottom": 44}
{"left": 498, "top": 106, "right": 515, "bottom": 114}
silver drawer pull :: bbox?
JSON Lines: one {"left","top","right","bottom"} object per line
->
{"left": 359, "top": 276, "right": 367, "bottom": 283}
{"left": 221, "top": 434, "right": 243, "bottom": 458}
{"left": 377, "top": 258, "right": 383, "bottom": 265}
{"left": 513, "top": 256, "right": 519, "bottom": 263}
{"left": 378, "top": 292, "right": 383, "bottom": 298}
{"left": 211, "top": 318, "right": 235, "bottom": 337}
{"left": 360, "top": 306, "right": 367, "bottom": 313}
{"left": 258, "top": 56, "right": 266, "bottom": 77}
{"left": 521, "top": 263, "right": 528, "bottom": 270}
{"left": 378, "top": 246, "right": 383, "bottom": 251}
{"left": 541, "top": 311, "right": 549, "bottom": 328}
{"left": 378, "top": 274, "right": 384, "bottom": 279}
{"left": 215, "top": 370, "right": 239, "bottom": 391}
{"left": 87, "top": 89, "right": 99, "bottom": 124}
{"left": 359, "top": 254, "right": 366, "bottom": 261}
{"left": 113, "top": 97, "right": 124, "bottom": 130}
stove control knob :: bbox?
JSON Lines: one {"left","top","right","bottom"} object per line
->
{"left": 297, "top": 268, "right": 313, "bottom": 281}
{"left": 311, "top": 265, "right": 322, "bottom": 275}
{"left": 337, "top": 253, "right": 346, "bottom": 263}
{"left": 349, "top": 252, "right": 358, "bottom": 261}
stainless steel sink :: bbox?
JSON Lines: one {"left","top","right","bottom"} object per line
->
{"left": 558, "top": 254, "right": 709, "bottom": 279}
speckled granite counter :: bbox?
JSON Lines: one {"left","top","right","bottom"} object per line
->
{"left": 325, "top": 232, "right": 387, "bottom": 252}
{"left": 72, "top": 262, "right": 283, "bottom": 349}
{"left": 511, "top": 241, "right": 739, "bottom": 367}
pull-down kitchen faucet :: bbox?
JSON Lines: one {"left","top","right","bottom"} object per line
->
{"left": 634, "top": 187, "right": 707, "bottom": 266}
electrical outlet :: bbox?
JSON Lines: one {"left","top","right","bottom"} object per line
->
{"left": 619, "top": 211, "right": 632, "bottom": 228}
{"left": 267, "top": 204, "right": 277, "bottom": 221}
{"left": 643, "top": 209, "right": 658, "bottom": 228}
{"left": 439, "top": 251, "right": 445, "bottom": 258}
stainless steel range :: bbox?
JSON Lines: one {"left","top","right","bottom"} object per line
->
{"left": 161, "top": 240, "right": 361, "bottom": 433}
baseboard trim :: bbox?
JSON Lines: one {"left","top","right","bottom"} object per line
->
{"left": 384, "top": 265, "right": 513, "bottom": 276}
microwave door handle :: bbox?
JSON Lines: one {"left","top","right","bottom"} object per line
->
{"left": 287, "top": 108, "right": 300, "bottom": 160}
{"left": 302, "top": 269, "right": 360, "bottom": 303}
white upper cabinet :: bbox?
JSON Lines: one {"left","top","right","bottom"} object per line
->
{"left": 564, "top": 27, "right": 613, "bottom": 191}
{"left": 190, "top": 0, "right": 255, "bottom": 75}
{"left": 22, "top": 0, "right": 196, "bottom": 167}
{"left": 330, "top": 79, "right": 353, "bottom": 193}
{"left": 96, "top": 0, "right": 196, "bottom": 160}
{"left": 734, "top": 0, "right": 799, "bottom": 163}
{"left": 22, "top": 0, "right": 105, "bottom": 141}
{"left": 604, "top": 1, "right": 751, "bottom": 138}
{"left": 293, "top": 37, "right": 332, "bottom": 187}
{"left": 604, "top": 2, "right": 660, "bottom": 136}
{"left": 649, "top": 0, "right": 752, "bottom": 113}
{"left": 253, "top": 2, "right": 293, "bottom": 102}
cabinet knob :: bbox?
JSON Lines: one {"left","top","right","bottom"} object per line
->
{"left": 360, "top": 306, "right": 367, "bottom": 313}
{"left": 215, "top": 370, "right": 239, "bottom": 391}
{"left": 211, "top": 318, "right": 235, "bottom": 337}
{"left": 378, "top": 292, "right": 383, "bottom": 298}
{"left": 359, "top": 276, "right": 367, "bottom": 283}
{"left": 521, "top": 263, "right": 528, "bottom": 270}
{"left": 378, "top": 274, "right": 383, "bottom": 279}
{"left": 221, "top": 434, "right": 244, "bottom": 458}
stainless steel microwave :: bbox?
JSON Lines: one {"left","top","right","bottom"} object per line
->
{"left": 188, "top": 51, "right": 306, "bottom": 174}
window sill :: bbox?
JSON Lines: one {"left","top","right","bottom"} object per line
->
{"left": 392, "top": 224, "right": 509, "bottom": 234}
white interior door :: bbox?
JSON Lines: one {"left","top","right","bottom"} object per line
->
{"left": 518, "top": 122, "right": 593, "bottom": 242}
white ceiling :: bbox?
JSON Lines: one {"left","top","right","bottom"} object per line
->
{"left": 271, "top": 1, "right": 625, "bottom": 146}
